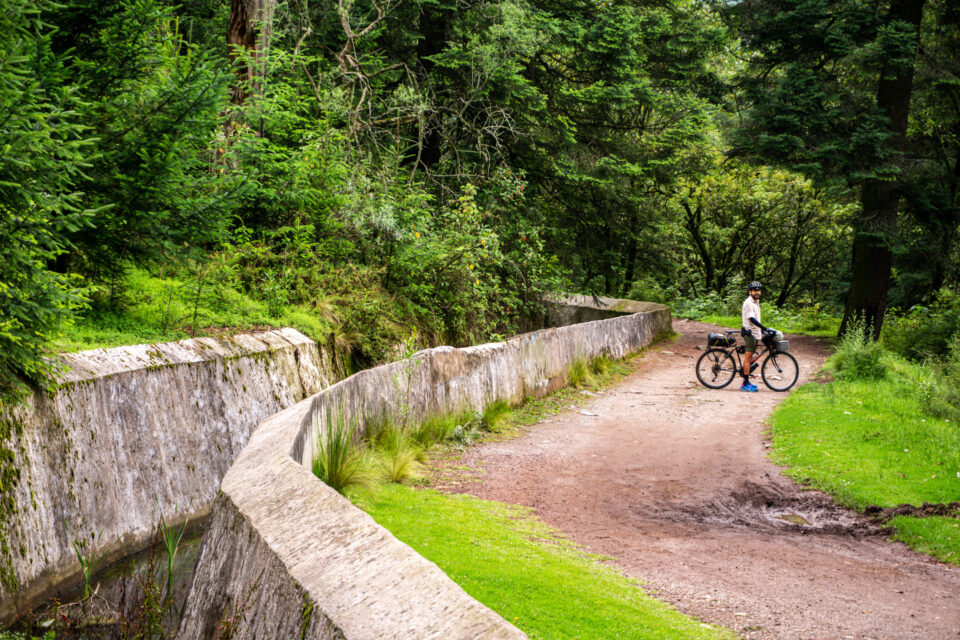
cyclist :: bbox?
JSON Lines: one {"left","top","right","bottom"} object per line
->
{"left": 740, "top": 281, "right": 763, "bottom": 392}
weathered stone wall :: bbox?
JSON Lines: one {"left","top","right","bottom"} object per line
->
{"left": 546, "top": 294, "right": 667, "bottom": 327}
{"left": 0, "top": 329, "right": 334, "bottom": 621}
{"left": 178, "top": 302, "right": 671, "bottom": 639}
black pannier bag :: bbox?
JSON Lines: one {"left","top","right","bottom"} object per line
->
{"left": 707, "top": 333, "right": 735, "bottom": 347}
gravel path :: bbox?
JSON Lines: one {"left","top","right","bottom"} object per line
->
{"left": 442, "top": 319, "right": 960, "bottom": 640}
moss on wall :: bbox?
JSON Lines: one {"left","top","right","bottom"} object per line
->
{"left": 0, "top": 415, "right": 24, "bottom": 593}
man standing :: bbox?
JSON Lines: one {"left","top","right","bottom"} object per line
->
{"left": 741, "top": 282, "right": 763, "bottom": 392}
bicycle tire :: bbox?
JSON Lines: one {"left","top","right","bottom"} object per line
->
{"left": 761, "top": 351, "right": 799, "bottom": 391}
{"left": 696, "top": 348, "right": 738, "bottom": 389}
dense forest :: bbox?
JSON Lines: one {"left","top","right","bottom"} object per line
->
{"left": 2, "top": 0, "right": 959, "bottom": 400}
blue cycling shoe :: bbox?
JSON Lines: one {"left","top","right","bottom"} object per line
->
{"left": 740, "top": 382, "right": 758, "bottom": 392}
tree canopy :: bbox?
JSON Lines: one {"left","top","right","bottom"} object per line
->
{"left": 1, "top": 0, "right": 958, "bottom": 398}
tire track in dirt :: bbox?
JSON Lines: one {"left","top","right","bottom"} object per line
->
{"left": 442, "top": 319, "right": 960, "bottom": 640}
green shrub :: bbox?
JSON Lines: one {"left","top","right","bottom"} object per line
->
{"left": 449, "top": 411, "right": 484, "bottom": 446}
{"left": 916, "top": 336, "right": 960, "bottom": 422}
{"left": 832, "top": 320, "right": 888, "bottom": 380}
{"left": 624, "top": 276, "right": 670, "bottom": 304}
{"left": 670, "top": 291, "right": 729, "bottom": 319}
{"left": 882, "top": 288, "right": 960, "bottom": 361}
{"left": 311, "top": 407, "right": 376, "bottom": 495}
{"left": 0, "top": 1, "right": 92, "bottom": 401}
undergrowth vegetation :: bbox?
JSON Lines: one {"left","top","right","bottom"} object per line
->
{"left": 310, "top": 401, "right": 519, "bottom": 495}
{"left": 55, "top": 267, "right": 330, "bottom": 352}
{"left": 881, "top": 290, "right": 960, "bottom": 361}
{"left": 629, "top": 279, "right": 843, "bottom": 338}
{"left": 311, "top": 409, "right": 377, "bottom": 495}
{"left": 831, "top": 320, "right": 888, "bottom": 381}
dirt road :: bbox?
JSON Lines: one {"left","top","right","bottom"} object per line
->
{"left": 444, "top": 320, "right": 960, "bottom": 640}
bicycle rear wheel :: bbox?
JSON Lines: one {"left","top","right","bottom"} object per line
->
{"left": 761, "top": 351, "right": 799, "bottom": 391}
{"left": 696, "top": 348, "right": 738, "bottom": 389}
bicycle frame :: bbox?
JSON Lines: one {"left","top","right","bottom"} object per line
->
{"left": 713, "top": 330, "right": 772, "bottom": 374}
{"left": 729, "top": 343, "right": 773, "bottom": 375}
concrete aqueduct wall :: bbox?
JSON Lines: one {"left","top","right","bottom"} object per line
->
{"left": 0, "top": 329, "right": 335, "bottom": 621}
{"left": 177, "top": 301, "right": 671, "bottom": 639}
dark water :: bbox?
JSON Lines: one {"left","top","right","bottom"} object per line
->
{"left": 13, "top": 527, "right": 205, "bottom": 639}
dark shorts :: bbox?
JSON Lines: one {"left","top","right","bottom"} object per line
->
{"left": 743, "top": 332, "right": 757, "bottom": 352}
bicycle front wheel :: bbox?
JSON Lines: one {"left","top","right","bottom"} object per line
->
{"left": 696, "top": 348, "right": 738, "bottom": 389}
{"left": 761, "top": 351, "right": 799, "bottom": 391}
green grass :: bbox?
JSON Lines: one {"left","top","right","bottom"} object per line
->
{"left": 889, "top": 516, "right": 960, "bottom": 566}
{"left": 697, "top": 306, "right": 839, "bottom": 338}
{"left": 55, "top": 266, "right": 330, "bottom": 351}
{"left": 360, "top": 485, "right": 733, "bottom": 640}
{"left": 769, "top": 361, "right": 960, "bottom": 563}
{"left": 567, "top": 357, "right": 596, "bottom": 389}
{"left": 411, "top": 412, "right": 462, "bottom": 448}
{"left": 369, "top": 419, "right": 425, "bottom": 485}
{"left": 482, "top": 399, "right": 514, "bottom": 433}
{"left": 311, "top": 408, "right": 378, "bottom": 495}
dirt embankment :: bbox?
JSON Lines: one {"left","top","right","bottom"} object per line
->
{"left": 442, "top": 320, "right": 960, "bottom": 640}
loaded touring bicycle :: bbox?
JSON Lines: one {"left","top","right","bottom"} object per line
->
{"left": 695, "top": 329, "right": 799, "bottom": 391}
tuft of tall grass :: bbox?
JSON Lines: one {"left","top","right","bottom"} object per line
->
{"left": 156, "top": 496, "right": 190, "bottom": 607}
{"left": 482, "top": 400, "right": 513, "bottom": 433}
{"left": 567, "top": 358, "right": 596, "bottom": 389}
{"left": 311, "top": 407, "right": 377, "bottom": 495}
{"left": 411, "top": 413, "right": 458, "bottom": 447}
{"left": 591, "top": 355, "right": 615, "bottom": 376}
{"left": 371, "top": 420, "right": 424, "bottom": 484}
{"left": 69, "top": 528, "right": 106, "bottom": 603}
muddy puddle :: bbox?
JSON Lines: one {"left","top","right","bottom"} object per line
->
{"left": 673, "top": 482, "right": 881, "bottom": 536}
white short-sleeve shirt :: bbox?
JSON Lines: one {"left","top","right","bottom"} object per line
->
{"left": 742, "top": 296, "right": 762, "bottom": 339}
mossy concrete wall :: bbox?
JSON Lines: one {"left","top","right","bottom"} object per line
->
{"left": 177, "top": 301, "right": 671, "bottom": 639}
{"left": 0, "top": 329, "right": 334, "bottom": 622}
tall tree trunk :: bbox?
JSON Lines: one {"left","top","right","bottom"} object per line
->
{"left": 415, "top": 5, "right": 454, "bottom": 172}
{"left": 932, "top": 143, "right": 960, "bottom": 291}
{"left": 227, "top": 0, "right": 276, "bottom": 105}
{"left": 621, "top": 233, "right": 638, "bottom": 297}
{"left": 840, "top": 0, "right": 925, "bottom": 339}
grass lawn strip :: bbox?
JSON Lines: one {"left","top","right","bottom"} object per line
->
{"left": 769, "top": 369, "right": 960, "bottom": 565}
{"left": 695, "top": 313, "right": 838, "bottom": 338}
{"left": 360, "top": 485, "right": 734, "bottom": 640}
{"left": 889, "top": 516, "right": 960, "bottom": 565}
